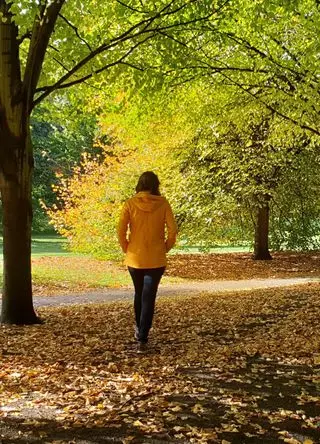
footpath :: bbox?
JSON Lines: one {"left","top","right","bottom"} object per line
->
{"left": 32, "top": 276, "right": 318, "bottom": 307}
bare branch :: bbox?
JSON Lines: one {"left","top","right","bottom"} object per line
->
{"left": 271, "top": 37, "right": 300, "bottom": 65}
{"left": 119, "top": 61, "right": 145, "bottom": 71}
{"left": 156, "top": 30, "right": 188, "bottom": 48}
{"left": 47, "top": 44, "right": 60, "bottom": 53}
{"left": 52, "top": 57, "right": 70, "bottom": 72}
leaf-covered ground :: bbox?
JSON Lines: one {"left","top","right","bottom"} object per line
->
{"left": 1, "top": 283, "right": 320, "bottom": 443}
{"left": 167, "top": 251, "right": 320, "bottom": 281}
{"left": 29, "top": 251, "right": 320, "bottom": 296}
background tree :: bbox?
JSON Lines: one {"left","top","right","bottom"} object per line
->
{"left": 90, "top": 80, "right": 320, "bottom": 257}
{"left": 179, "top": 111, "right": 312, "bottom": 259}
{"left": 46, "top": 135, "right": 177, "bottom": 259}
{"left": 31, "top": 100, "right": 97, "bottom": 232}
{"left": 270, "top": 148, "right": 320, "bottom": 250}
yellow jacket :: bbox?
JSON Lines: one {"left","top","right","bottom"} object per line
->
{"left": 117, "top": 192, "right": 178, "bottom": 268}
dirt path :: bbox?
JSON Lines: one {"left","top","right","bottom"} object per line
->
{"left": 31, "top": 276, "right": 318, "bottom": 307}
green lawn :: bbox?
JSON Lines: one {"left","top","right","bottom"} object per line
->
{"left": 0, "top": 234, "right": 74, "bottom": 257}
{"left": 0, "top": 235, "right": 251, "bottom": 292}
{"left": 31, "top": 257, "right": 132, "bottom": 290}
{"left": 0, "top": 234, "right": 128, "bottom": 291}
{"left": 31, "top": 235, "right": 72, "bottom": 256}
{"left": 0, "top": 234, "right": 252, "bottom": 258}
{"left": 0, "top": 234, "right": 251, "bottom": 257}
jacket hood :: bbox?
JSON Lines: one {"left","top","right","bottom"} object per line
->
{"left": 131, "top": 192, "right": 166, "bottom": 212}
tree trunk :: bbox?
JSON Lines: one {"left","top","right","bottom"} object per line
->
{"left": 0, "top": 125, "right": 39, "bottom": 325}
{"left": 253, "top": 202, "right": 272, "bottom": 260}
{"left": 0, "top": 7, "right": 39, "bottom": 324}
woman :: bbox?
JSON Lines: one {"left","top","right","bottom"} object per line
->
{"left": 117, "top": 171, "right": 178, "bottom": 351}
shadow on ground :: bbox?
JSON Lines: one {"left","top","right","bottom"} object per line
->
{"left": 1, "top": 356, "right": 319, "bottom": 443}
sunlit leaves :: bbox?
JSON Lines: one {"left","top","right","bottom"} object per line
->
{"left": 22, "top": 0, "right": 223, "bottom": 99}
{"left": 45, "top": 134, "right": 177, "bottom": 258}
{"left": 46, "top": 148, "right": 127, "bottom": 259}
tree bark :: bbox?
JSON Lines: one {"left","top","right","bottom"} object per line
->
{"left": 0, "top": 128, "right": 40, "bottom": 324}
{"left": 0, "top": 2, "right": 40, "bottom": 324}
{"left": 253, "top": 201, "right": 272, "bottom": 260}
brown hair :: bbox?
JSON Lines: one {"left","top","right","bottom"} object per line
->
{"left": 135, "top": 171, "right": 160, "bottom": 195}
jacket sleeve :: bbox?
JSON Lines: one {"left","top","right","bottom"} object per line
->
{"left": 117, "top": 202, "right": 130, "bottom": 253}
{"left": 165, "top": 201, "right": 178, "bottom": 252}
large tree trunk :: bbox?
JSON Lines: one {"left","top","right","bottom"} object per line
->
{"left": 0, "top": 9, "right": 39, "bottom": 324}
{"left": 253, "top": 201, "right": 272, "bottom": 260}
{"left": 0, "top": 126, "right": 39, "bottom": 324}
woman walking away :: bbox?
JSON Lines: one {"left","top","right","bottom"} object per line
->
{"left": 117, "top": 171, "right": 178, "bottom": 352}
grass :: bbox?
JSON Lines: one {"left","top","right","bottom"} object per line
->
{"left": 31, "top": 256, "right": 132, "bottom": 292}
{"left": 0, "top": 234, "right": 252, "bottom": 257}
{"left": 31, "top": 235, "right": 73, "bottom": 256}
{"left": 0, "top": 235, "right": 251, "bottom": 294}
{"left": 0, "top": 234, "right": 74, "bottom": 257}
{"left": 0, "top": 234, "right": 130, "bottom": 292}
{"left": 0, "top": 235, "right": 188, "bottom": 293}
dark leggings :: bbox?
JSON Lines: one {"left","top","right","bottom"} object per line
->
{"left": 128, "top": 266, "right": 165, "bottom": 342}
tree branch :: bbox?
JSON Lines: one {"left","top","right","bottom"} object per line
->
{"left": 219, "top": 71, "right": 320, "bottom": 136}
{"left": 271, "top": 37, "right": 300, "bottom": 65}
{"left": 58, "top": 13, "right": 92, "bottom": 51}
{"left": 156, "top": 30, "right": 188, "bottom": 48}
{"left": 33, "top": 34, "right": 153, "bottom": 102}
{"left": 17, "top": 31, "right": 32, "bottom": 45}
{"left": 119, "top": 61, "right": 145, "bottom": 71}
{"left": 52, "top": 57, "right": 70, "bottom": 72}
{"left": 23, "top": 0, "right": 66, "bottom": 107}
{"left": 115, "top": 0, "right": 147, "bottom": 14}
{"left": 32, "top": 0, "right": 222, "bottom": 106}
{"left": 33, "top": 10, "right": 162, "bottom": 102}
{"left": 222, "top": 31, "right": 312, "bottom": 86}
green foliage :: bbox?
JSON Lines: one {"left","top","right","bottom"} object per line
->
{"left": 31, "top": 100, "right": 97, "bottom": 232}
{"left": 11, "top": 0, "right": 320, "bottom": 251}
{"left": 270, "top": 150, "right": 320, "bottom": 250}
{"left": 174, "top": 96, "right": 320, "bottom": 250}
{"left": 94, "top": 77, "right": 320, "bottom": 252}
{"left": 9, "top": 0, "right": 222, "bottom": 107}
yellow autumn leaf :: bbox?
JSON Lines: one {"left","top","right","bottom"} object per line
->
{"left": 313, "top": 355, "right": 320, "bottom": 365}
{"left": 191, "top": 403, "right": 204, "bottom": 414}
